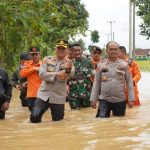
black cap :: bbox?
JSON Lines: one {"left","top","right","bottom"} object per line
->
{"left": 92, "top": 46, "right": 102, "bottom": 52}
{"left": 29, "top": 47, "right": 40, "bottom": 53}
{"left": 20, "top": 53, "right": 30, "bottom": 60}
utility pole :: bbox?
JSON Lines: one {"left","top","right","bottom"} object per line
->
{"left": 129, "top": 0, "right": 132, "bottom": 58}
{"left": 113, "top": 32, "right": 115, "bottom": 41}
{"left": 133, "top": 2, "right": 135, "bottom": 58}
{"left": 107, "top": 20, "right": 115, "bottom": 41}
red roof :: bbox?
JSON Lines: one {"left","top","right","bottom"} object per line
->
{"left": 134, "top": 49, "right": 150, "bottom": 56}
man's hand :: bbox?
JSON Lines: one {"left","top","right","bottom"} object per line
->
{"left": 33, "top": 67, "right": 39, "bottom": 72}
{"left": 22, "top": 82, "right": 27, "bottom": 88}
{"left": 16, "top": 84, "right": 21, "bottom": 90}
{"left": 56, "top": 71, "right": 67, "bottom": 80}
{"left": 91, "top": 101, "right": 97, "bottom": 109}
{"left": 128, "top": 101, "right": 134, "bottom": 108}
{"left": 1, "top": 102, "right": 9, "bottom": 111}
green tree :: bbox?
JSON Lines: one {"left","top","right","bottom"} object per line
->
{"left": 0, "top": 0, "right": 89, "bottom": 72}
{"left": 132, "top": 0, "right": 150, "bottom": 39}
{"left": 69, "top": 38, "right": 86, "bottom": 50}
{"left": 90, "top": 30, "right": 100, "bottom": 45}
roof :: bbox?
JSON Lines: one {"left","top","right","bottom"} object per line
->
{"left": 134, "top": 49, "right": 150, "bottom": 56}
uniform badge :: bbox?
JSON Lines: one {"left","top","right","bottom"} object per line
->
{"left": 47, "top": 61, "right": 56, "bottom": 72}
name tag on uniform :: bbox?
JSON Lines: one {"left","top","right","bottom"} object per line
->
{"left": 101, "top": 68, "right": 109, "bottom": 81}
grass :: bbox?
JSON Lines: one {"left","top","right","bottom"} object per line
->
{"left": 136, "top": 60, "right": 150, "bottom": 72}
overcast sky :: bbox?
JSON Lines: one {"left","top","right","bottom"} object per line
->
{"left": 78, "top": 0, "right": 150, "bottom": 51}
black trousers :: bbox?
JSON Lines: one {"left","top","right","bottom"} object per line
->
{"left": 19, "top": 91, "right": 28, "bottom": 107}
{"left": 30, "top": 98, "right": 64, "bottom": 123}
{"left": 0, "top": 99, "right": 5, "bottom": 119}
{"left": 27, "top": 97, "right": 36, "bottom": 112}
{"left": 96, "top": 99, "right": 126, "bottom": 118}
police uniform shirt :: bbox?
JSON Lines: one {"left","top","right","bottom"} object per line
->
{"left": 90, "top": 59, "right": 135, "bottom": 103}
{"left": 37, "top": 56, "right": 74, "bottom": 104}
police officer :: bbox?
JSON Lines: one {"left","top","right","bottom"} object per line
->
{"left": 90, "top": 41, "right": 135, "bottom": 118}
{"left": 30, "top": 40, "right": 74, "bottom": 123}
{"left": 0, "top": 68, "right": 12, "bottom": 119}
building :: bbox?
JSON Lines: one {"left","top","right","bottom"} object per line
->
{"left": 134, "top": 49, "right": 150, "bottom": 60}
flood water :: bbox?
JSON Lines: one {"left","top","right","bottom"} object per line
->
{"left": 0, "top": 72, "right": 150, "bottom": 150}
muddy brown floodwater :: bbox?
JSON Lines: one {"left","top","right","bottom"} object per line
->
{"left": 0, "top": 72, "right": 150, "bottom": 150}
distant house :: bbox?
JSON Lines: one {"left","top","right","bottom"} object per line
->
{"left": 134, "top": 49, "right": 150, "bottom": 60}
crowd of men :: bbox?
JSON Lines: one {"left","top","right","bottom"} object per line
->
{"left": 0, "top": 40, "right": 141, "bottom": 122}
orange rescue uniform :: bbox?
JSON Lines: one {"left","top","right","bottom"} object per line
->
{"left": 91, "top": 58, "right": 101, "bottom": 70}
{"left": 20, "top": 60, "right": 42, "bottom": 98}
{"left": 126, "top": 59, "right": 141, "bottom": 106}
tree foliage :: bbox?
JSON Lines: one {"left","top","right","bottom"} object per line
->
{"left": 132, "top": 0, "right": 150, "bottom": 39}
{"left": 69, "top": 38, "right": 86, "bottom": 50}
{"left": 0, "top": 0, "right": 88, "bottom": 72}
{"left": 90, "top": 30, "right": 100, "bottom": 44}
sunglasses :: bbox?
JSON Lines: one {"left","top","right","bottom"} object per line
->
{"left": 93, "top": 51, "right": 101, "bottom": 54}
{"left": 30, "top": 53, "right": 39, "bottom": 56}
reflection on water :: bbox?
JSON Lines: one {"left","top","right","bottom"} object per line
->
{"left": 0, "top": 72, "right": 150, "bottom": 150}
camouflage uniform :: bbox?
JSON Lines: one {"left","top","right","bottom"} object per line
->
{"left": 68, "top": 57, "right": 93, "bottom": 109}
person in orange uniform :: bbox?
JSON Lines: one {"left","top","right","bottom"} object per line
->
{"left": 118, "top": 46, "right": 141, "bottom": 106}
{"left": 20, "top": 47, "right": 42, "bottom": 111}
{"left": 91, "top": 46, "right": 102, "bottom": 70}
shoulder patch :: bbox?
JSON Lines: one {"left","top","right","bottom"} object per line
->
{"left": 42, "top": 56, "right": 48, "bottom": 64}
{"left": 100, "top": 59, "right": 107, "bottom": 63}
{"left": 118, "top": 59, "right": 128, "bottom": 68}
{"left": 42, "top": 56, "right": 54, "bottom": 64}
{"left": 128, "top": 58, "right": 134, "bottom": 65}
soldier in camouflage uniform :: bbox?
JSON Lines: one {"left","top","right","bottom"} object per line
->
{"left": 68, "top": 44, "right": 94, "bottom": 109}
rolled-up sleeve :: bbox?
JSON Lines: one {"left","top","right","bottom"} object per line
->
{"left": 90, "top": 69, "right": 100, "bottom": 102}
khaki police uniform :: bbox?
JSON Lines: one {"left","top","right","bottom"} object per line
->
{"left": 90, "top": 59, "right": 135, "bottom": 103}
{"left": 37, "top": 56, "right": 74, "bottom": 104}
{"left": 30, "top": 56, "right": 74, "bottom": 123}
